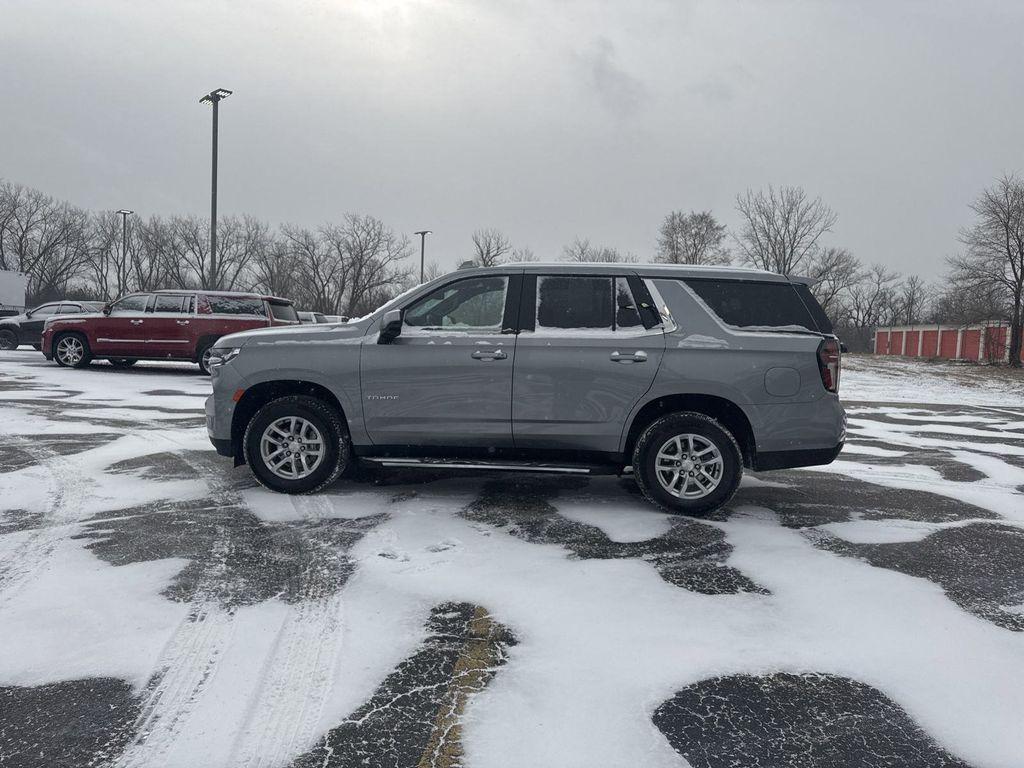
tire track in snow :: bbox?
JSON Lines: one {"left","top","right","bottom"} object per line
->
{"left": 0, "top": 436, "right": 89, "bottom": 609}
{"left": 109, "top": 531, "right": 235, "bottom": 768}
{"left": 229, "top": 494, "right": 385, "bottom": 768}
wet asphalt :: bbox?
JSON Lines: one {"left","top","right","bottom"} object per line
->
{"left": 1, "top": 356, "right": 1023, "bottom": 768}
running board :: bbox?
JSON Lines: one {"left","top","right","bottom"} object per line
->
{"left": 359, "top": 457, "right": 620, "bottom": 475}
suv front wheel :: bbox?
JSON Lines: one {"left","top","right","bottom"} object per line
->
{"left": 243, "top": 395, "right": 350, "bottom": 494}
{"left": 632, "top": 412, "right": 742, "bottom": 517}
{"left": 53, "top": 333, "right": 93, "bottom": 369}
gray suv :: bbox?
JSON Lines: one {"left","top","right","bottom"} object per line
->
{"left": 205, "top": 264, "right": 845, "bottom": 516}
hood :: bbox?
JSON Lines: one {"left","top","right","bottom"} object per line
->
{"left": 217, "top": 321, "right": 367, "bottom": 348}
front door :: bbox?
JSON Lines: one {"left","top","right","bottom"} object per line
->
{"left": 360, "top": 273, "right": 519, "bottom": 448}
{"left": 512, "top": 274, "right": 665, "bottom": 453}
{"left": 92, "top": 294, "right": 152, "bottom": 356}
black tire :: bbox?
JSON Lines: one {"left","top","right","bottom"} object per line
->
{"left": 109, "top": 358, "right": 137, "bottom": 368}
{"left": 0, "top": 329, "right": 17, "bottom": 350}
{"left": 53, "top": 332, "right": 93, "bottom": 369}
{"left": 632, "top": 411, "right": 742, "bottom": 517}
{"left": 243, "top": 395, "right": 350, "bottom": 494}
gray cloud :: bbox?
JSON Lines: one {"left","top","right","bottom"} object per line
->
{"left": 1, "top": 0, "right": 1023, "bottom": 276}
{"left": 580, "top": 36, "right": 649, "bottom": 117}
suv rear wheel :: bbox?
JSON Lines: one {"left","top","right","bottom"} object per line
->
{"left": 632, "top": 411, "right": 742, "bottom": 516}
{"left": 243, "top": 395, "right": 350, "bottom": 494}
{"left": 0, "top": 329, "right": 17, "bottom": 350}
{"left": 54, "top": 333, "right": 93, "bottom": 368}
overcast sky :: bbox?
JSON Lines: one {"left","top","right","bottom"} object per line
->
{"left": 2, "top": 0, "right": 1022, "bottom": 275}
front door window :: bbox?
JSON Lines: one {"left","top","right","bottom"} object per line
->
{"left": 403, "top": 276, "right": 508, "bottom": 333}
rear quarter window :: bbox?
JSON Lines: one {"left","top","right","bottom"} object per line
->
{"left": 205, "top": 296, "right": 267, "bottom": 316}
{"left": 683, "top": 279, "right": 821, "bottom": 332}
{"left": 269, "top": 301, "right": 298, "bottom": 322}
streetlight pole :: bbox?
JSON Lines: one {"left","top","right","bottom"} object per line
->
{"left": 199, "top": 88, "right": 232, "bottom": 289}
{"left": 414, "top": 230, "right": 432, "bottom": 283}
{"left": 117, "top": 209, "right": 133, "bottom": 275}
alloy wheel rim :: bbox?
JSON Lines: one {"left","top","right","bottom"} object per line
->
{"left": 57, "top": 337, "right": 84, "bottom": 366}
{"left": 654, "top": 433, "right": 724, "bottom": 499}
{"left": 0, "top": 333, "right": 14, "bottom": 350}
{"left": 260, "top": 416, "right": 326, "bottom": 480}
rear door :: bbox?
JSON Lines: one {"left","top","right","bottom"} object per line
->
{"left": 22, "top": 304, "right": 60, "bottom": 343}
{"left": 512, "top": 274, "right": 665, "bottom": 453}
{"left": 91, "top": 294, "right": 152, "bottom": 355}
{"left": 360, "top": 273, "right": 520, "bottom": 448}
{"left": 146, "top": 294, "right": 195, "bottom": 358}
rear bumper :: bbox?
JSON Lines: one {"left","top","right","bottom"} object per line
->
{"left": 753, "top": 442, "right": 844, "bottom": 471}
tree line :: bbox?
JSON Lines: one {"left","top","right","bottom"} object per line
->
{"left": 0, "top": 181, "right": 414, "bottom": 318}
{"left": 3, "top": 175, "right": 1022, "bottom": 365}
{"left": 471, "top": 179, "right": 1023, "bottom": 363}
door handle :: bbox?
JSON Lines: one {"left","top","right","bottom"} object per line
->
{"left": 471, "top": 349, "right": 507, "bottom": 361}
{"left": 130, "top": 319, "right": 144, "bottom": 325}
{"left": 176, "top": 320, "right": 190, "bottom": 325}
{"left": 610, "top": 350, "right": 647, "bottom": 363}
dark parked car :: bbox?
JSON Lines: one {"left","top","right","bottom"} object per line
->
{"left": 0, "top": 301, "right": 103, "bottom": 350}
{"left": 41, "top": 290, "right": 298, "bottom": 373}
{"left": 205, "top": 263, "right": 846, "bottom": 516}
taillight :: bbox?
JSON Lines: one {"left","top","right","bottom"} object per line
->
{"left": 817, "top": 338, "right": 841, "bottom": 393}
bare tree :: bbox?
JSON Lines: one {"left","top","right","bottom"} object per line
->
{"left": 248, "top": 231, "right": 299, "bottom": 300}
{"left": 282, "top": 224, "right": 344, "bottom": 313}
{"left": 511, "top": 246, "right": 537, "bottom": 262}
{"left": 807, "top": 246, "right": 860, "bottom": 319}
{"left": 656, "top": 210, "right": 730, "bottom": 265}
{"left": 85, "top": 211, "right": 135, "bottom": 301}
{"left": 333, "top": 214, "right": 412, "bottom": 317}
{"left": 951, "top": 174, "right": 1024, "bottom": 366}
{"left": 840, "top": 264, "right": 901, "bottom": 351}
{"left": 734, "top": 185, "right": 837, "bottom": 275}
{"left": 561, "top": 237, "right": 634, "bottom": 263}
{"left": 471, "top": 228, "right": 512, "bottom": 267}
{"left": 133, "top": 216, "right": 173, "bottom": 292}
{"left": 897, "top": 275, "right": 930, "bottom": 325}
{"left": 0, "top": 183, "right": 91, "bottom": 301}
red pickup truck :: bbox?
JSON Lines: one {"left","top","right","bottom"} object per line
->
{"left": 41, "top": 290, "right": 298, "bottom": 374}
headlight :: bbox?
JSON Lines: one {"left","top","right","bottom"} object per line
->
{"left": 207, "top": 347, "right": 241, "bottom": 367}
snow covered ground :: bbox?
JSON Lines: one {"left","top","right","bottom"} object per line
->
{"left": 1, "top": 350, "right": 1022, "bottom": 768}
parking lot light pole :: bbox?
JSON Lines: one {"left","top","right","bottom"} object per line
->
{"left": 199, "top": 88, "right": 233, "bottom": 289}
{"left": 116, "top": 209, "right": 133, "bottom": 263}
{"left": 414, "top": 230, "right": 432, "bottom": 283}
{"left": 115, "top": 210, "right": 133, "bottom": 301}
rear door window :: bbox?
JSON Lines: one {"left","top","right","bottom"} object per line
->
{"left": 614, "top": 277, "right": 643, "bottom": 330}
{"left": 151, "top": 295, "right": 188, "bottom": 313}
{"left": 536, "top": 276, "right": 612, "bottom": 331}
{"left": 57, "top": 304, "right": 81, "bottom": 314}
{"left": 683, "top": 279, "right": 819, "bottom": 332}
{"left": 206, "top": 296, "right": 267, "bottom": 316}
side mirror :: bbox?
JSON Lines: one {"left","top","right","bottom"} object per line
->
{"left": 102, "top": 303, "right": 112, "bottom": 316}
{"left": 377, "top": 309, "right": 403, "bottom": 344}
